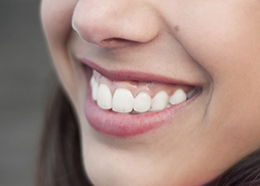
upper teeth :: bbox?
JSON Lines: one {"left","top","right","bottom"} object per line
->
{"left": 90, "top": 75, "right": 195, "bottom": 114}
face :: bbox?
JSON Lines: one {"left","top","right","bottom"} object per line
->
{"left": 41, "top": 0, "right": 260, "bottom": 185}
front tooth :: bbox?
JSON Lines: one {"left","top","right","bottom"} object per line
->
{"left": 91, "top": 76, "right": 99, "bottom": 101}
{"left": 97, "top": 84, "right": 112, "bottom": 109}
{"left": 169, "top": 89, "right": 187, "bottom": 105}
{"left": 151, "top": 91, "right": 169, "bottom": 111}
{"left": 112, "top": 88, "right": 134, "bottom": 113}
{"left": 134, "top": 92, "right": 151, "bottom": 113}
{"left": 90, "top": 76, "right": 95, "bottom": 87}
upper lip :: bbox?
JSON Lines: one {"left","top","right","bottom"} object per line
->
{"left": 79, "top": 57, "right": 198, "bottom": 86}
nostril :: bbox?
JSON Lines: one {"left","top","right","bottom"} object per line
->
{"left": 100, "top": 38, "right": 140, "bottom": 48}
{"left": 103, "top": 38, "right": 135, "bottom": 43}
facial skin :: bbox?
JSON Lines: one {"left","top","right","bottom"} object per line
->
{"left": 41, "top": 0, "right": 260, "bottom": 185}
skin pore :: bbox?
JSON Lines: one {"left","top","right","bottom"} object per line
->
{"left": 41, "top": 0, "right": 260, "bottom": 185}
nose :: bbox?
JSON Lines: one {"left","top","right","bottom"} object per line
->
{"left": 72, "top": 0, "right": 160, "bottom": 48}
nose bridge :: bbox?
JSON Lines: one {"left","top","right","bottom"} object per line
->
{"left": 72, "top": 0, "right": 160, "bottom": 47}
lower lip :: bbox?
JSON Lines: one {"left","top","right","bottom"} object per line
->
{"left": 85, "top": 85, "right": 199, "bottom": 138}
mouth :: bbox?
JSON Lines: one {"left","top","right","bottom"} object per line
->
{"left": 82, "top": 59, "right": 201, "bottom": 137}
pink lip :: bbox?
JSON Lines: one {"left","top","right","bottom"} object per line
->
{"left": 81, "top": 58, "right": 201, "bottom": 137}
{"left": 79, "top": 57, "right": 195, "bottom": 85}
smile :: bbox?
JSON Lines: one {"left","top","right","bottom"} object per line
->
{"left": 82, "top": 60, "right": 201, "bottom": 137}
{"left": 91, "top": 70, "right": 197, "bottom": 114}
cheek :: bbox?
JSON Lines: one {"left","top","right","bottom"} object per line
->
{"left": 176, "top": 1, "right": 260, "bottom": 78}
{"left": 41, "top": 0, "right": 76, "bottom": 47}
{"left": 41, "top": 0, "right": 83, "bottom": 108}
{"left": 180, "top": 2, "right": 260, "bottom": 152}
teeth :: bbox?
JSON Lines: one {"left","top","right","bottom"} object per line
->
{"left": 90, "top": 76, "right": 195, "bottom": 114}
{"left": 169, "top": 89, "right": 187, "bottom": 105}
{"left": 134, "top": 92, "right": 152, "bottom": 113}
{"left": 97, "top": 84, "right": 112, "bottom": 109}
{"left": 112, "top": 88, "right": 134, "bottom": 113}
{"left": 150, "top": 91, "right": 169, "bottom": 111}
{"left": 91, "top": 76, "right": 98, "bottom": 101}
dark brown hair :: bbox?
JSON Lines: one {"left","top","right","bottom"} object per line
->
{"left": 205, "top": 150, "right": 260, "bottom": 186}
{"left": 36, "top": 80, "right": 260, "bottom": 186}
{"left": 35, "top": 80, "right": 93, "bottom": 186}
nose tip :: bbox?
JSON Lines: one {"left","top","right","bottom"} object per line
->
{"left": 72, "top": 0, "right": 160, "bottom": 48}
{"left": 72, "top": 18, "right": 142, "bottom": 48}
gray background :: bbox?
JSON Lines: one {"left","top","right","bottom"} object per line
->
{"left": 1, "top": 0, "right": 52, "bottom": 185}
